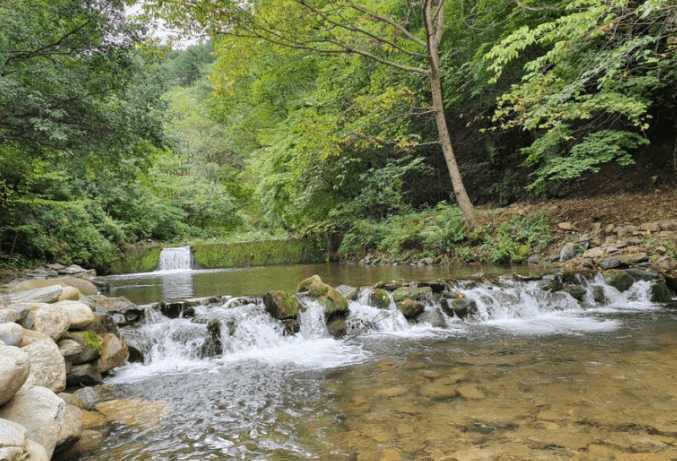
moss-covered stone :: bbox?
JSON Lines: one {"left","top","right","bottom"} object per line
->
{"left": 591, "top": 286, "right": 606, "bottom": 304}
{"left": 297, "top": 275, "right": 323, "bottom": 293}
{"left": 262, "top": 291, "right": 299, "bottom": 320}
{"left": 327, "top": 318, "right": 348, "bottom": 339}
{"left": 82, "top": 331, "right": 102, "bottom": 353}
{"left": 604, "top": 270, "right": 634, "bottom": 292}
{"left": 371, "top": 289, "right": 391, "bottom": 309}
{"left": 563, "top": 285, "right": 587, "bottom": 302}
{"left": 650, "top": 283, "right": 673, "bottom": 303}
{"left": 396, "top": 299, "right": 425, "bottom": 319}
{"left": 392, "top": 287, "right": 433, "bottom": 303}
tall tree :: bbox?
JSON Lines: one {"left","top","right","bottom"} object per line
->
{"left": 142, "top": 0, "right": 478, "bottom": 228}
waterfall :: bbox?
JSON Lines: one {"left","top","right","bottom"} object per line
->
{"left": 157, "top": 246, "right": 193, "bottom": 271}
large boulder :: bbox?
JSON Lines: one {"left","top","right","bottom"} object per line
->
{"left": 57, "top": 286, "right": 81, "bottom": 302}
{"left": 23, "top": 338, "right": 67, "bottom": 392}
{"left": 308, "top": 281, "right": 349, "bottom": 320}
{"left": 441, "top": 298, "right": 479, "bottom": 320}
{"left": 0, "top": 385, "right": 66, "bottom": 459}
{"left": 32, "top": 305, "right": 70, "bottom": 341}
{"left": 10, "top": 277, "right": 97, "bottom": 296}
{"left": 262, "top": 292, "right": 299, "bottom": 320}
{"left": 1, "top": 286, "right": 63, "bottom": 305}
{"left": 52, "top": 300, "right": 95, "bottom": 330}
{"left": 396, "top": 299, "right": 425, "bottom": 319}
{"left": 604, "top": 270, "right": 635, "bottom": 292}
{"left": 0, "top": 346, "right": 30, "bottom": 406}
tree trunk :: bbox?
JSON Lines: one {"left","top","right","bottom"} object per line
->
{"left": 428, "top": 73, "right": 477, "bottom": 230}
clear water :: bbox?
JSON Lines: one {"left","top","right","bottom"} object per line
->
{"left": 75, "top": 270, "right": 677, "bottom": 461}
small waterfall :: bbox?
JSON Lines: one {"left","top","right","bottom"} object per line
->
{"left": 157, "top": 246, "right": 193, "bottom": 271}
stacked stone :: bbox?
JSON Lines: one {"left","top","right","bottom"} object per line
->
{"left": 0, "top": 279, "right": 129, "bottom": 460}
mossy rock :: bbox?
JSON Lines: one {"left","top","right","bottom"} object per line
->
{"left": 591, "top": 286, "right": 607, "bottom": 304}
{"left": 317, "top": 288, "right": 349, "bottom": 319}
{"left": 370, "top": 289, "right": 391, "bottom": 309}
{"left": 650, "top": 283, "right": 673, "bottom": 303}
{"left": 563, "top": 285, "right": 587, "bottom": 302}
{"left": 397, "top": 299, "right": 425, "bottom": 319}
{"left": 392, "top": 287, "right": 433, "bottom": 303}
{"left": 441, "top": 298, "right": 478, "bottom": 320}
{"left": 297, "top": 275, "right": 323, "bottom": 293}
{"left": 327, "top": 318, "right": 348, "bottom": 339}
{"left": 263, "top": 291, "right": 300, "bottom": 320}
{"left": 545, "top": 278, "right": 563, "bottom": 292}
{"left": 604, "top": 270, "right": 634, "bottom": 293}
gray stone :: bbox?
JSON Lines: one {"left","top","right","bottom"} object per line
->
{"left": 0, "top": 286, "right": 63, "bottom": 305}
{"left": 417, "top": 308, "right": 447, "bottom": 328}
{"left": 84, "top": 295, "right": 144, "bottom": 325}
{"left": 0, "top": 385, "right": 66, "bottom": 459}
{"left": 441, "top": 298, "right": 479, "bottom": 320}
{"left": 600, "top": 258, "right": 621, "bottom": 270}
{"left": 67, "top": 364, "right": 103, "bottom": 387}
{"left": 32, "top": 305, "right": 69, "bottom": 341}
{"left": 0, "top": 346, "right": 30, "bottom": 406}
{"left": 560, "top": 243, "right": 577, "bottom": 262}
{"left": 57, "top": 339, "right": 83, "bottom": 361}
{"left": 0, "top": 324, "right": 23, "bottom": 347}
{"left": 335, "top": 285, "right": 358, "bottom": 301}
{"left": 23, "top": 338, "right": 67, "bottom": 392}
{"left": 624, "top": 268, "right": 659, "bottom": 281}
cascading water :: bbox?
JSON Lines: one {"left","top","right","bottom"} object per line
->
{"left": 156, "top": 246, "right": 193, "bottom": 271}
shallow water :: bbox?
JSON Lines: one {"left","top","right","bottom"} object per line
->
{"left": 78, "top": 272, "right": 677, "bottom": 461}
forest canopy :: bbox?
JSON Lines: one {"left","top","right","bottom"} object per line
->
{"left": 2, "top": 0, "right": 676, "bottom": 268}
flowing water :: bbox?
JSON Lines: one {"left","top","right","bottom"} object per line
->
{"left": 78, "top": 269, "right": 677, "bottom": 461}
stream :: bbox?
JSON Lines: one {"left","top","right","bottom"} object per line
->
{"left": 81, "top": 264, "right": 677, "bottom": 461}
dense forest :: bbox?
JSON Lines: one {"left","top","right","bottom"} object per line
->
{"left": 1, "top": 0, "right": 676, "bottom": 270}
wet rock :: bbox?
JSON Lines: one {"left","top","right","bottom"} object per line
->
{"left": 263, "top": 291, "right": 299, "bottom": 320}
{"left": 158, "top": 301, "right": 196, "bottom": 319}
{"left": 1, "top": 285, "right": 63, "bottom": 305}
{"left": 591, "top": 286, "right": 607, "bottom": 304}
{"left": 306, "top": 280, "right": 349, "bottom": 320}
{"left": 56, "top": 429, "right": 104, "bottom": 459}
{"left": 54, "top": 404, "right": 82, "bottom": 455}
{"left": 563, "top": 285, "right": 586, "bottom": 302}
{"left": 84, "top": 295, "right": 144, "bottom": 326}
{"left": 199, "top": 319, "right": 223, "bottom": 358}
{"left": 327, "top": 318, "right": 348, "bottom": 338}
{"left": 73, "top": 386, "right": 114, "bottom": 411}
{"left": 0, "top": 385, "right": 66, "bottom": 459}
{"left": 600, "top": 257, "right": 622, "bottom": 270}
{"left": 392, "top": 286, "right": 433, "bottom": 303}
{"left": 0, "top": 323, "right": 23, "bottom": 347}
{"left": 625, "top": 268, "right": 659, "bottom": 281}
{"left": 441, "top": 298, "right": 479, "bottom": 320}
{"left": 416, "top": 280, "right": 447, "bottom": 293}
{"left": 397, "top": 299, "right": 425, "bottom": 319}
{"left": 417, "top": 308, "right": 447, "bottom": 328}
{"left": 560, "top": 243, "right": 576, "bottom": 262}
{"left": 67, "top": 364, "right": 103, "bottom": 387}
{"left": 369, "top": 288, "right": 391, "bottom": 309}
{"left": 0, "top": 346, "right": 30, "bottom": 406}
{"left": 297, "top": 275, "right": 322, "bottom": 293}
{"left": 94, "top": 398, "right": 170, "bottom": 432}
{"left": 650, "top": 283, "right": 673, "bottom": 303}
{"left": 335, "top": 285, "right": 358, "bottom": 301}
{"left": 86, "top": 312, "right": 120, "bottom": 336}
{"left": 604, "top": 270, "right": 635, "bottom": 293}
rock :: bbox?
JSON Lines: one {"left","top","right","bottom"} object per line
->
{"left": 604, "top": 270, "right": 635, "bottom": 293}
{"left": 0, "top": 309, "right": 21, "bottom": 325}
{"left": 67, "top": 364, "right": 103, "bottom": 387}
{"left": 0, "top": 286, "right": 63, "bottom": 305}
{"left": 10, "top": 277, "right": 97, "bottom": 296}
{"left": 23, "top": 338, "right": 67, "bottom": 392}
{"left": 56, "top": 429, "right": 103, "bottom": 459}
{"left": 640, "top": 222, "right": 660, "bottom": 232}
{"left": 94, "top": 333, "right": 129, "bottom": 373}
{"left": 57, "top": 392, "right": 83, "bottom": 408}
{"left": 25, "top": 439, "right": 49, "bottom": 461}
{"left": 86, "top": 312, "right": 121, "bottom": 336}
{"left": 416, "top": 280, "right": 448, "bottom": 293}
{"left": 0, "top": 324, "right": 23, "bottom": 347}
{"left": 297, "top": 275, "right": 323, "bottom": 293}
{"left": 617, "top": 252, "right": 648, "bottom": 265}
{"left": 650, "top": 283, "right": 673, "bottom": 303}
{"left": 441, "top": 298, "right": 479, "bottom": 319}
{"left": 600, "top": 258, "right": 622, "bottom": 270}
{"left": 560, "top": 243, "right": 576, "bottom": 262}
{"left": 84, "top": 295, "right": 144, "bottom": 326}
{"left": 396, "top": 299, "right": 425, "bottom": 319}
{"left": 558, "top": 222, "right": 574, "bottom": 230}
{"left": 307, "top": 281, "right": 349, "bottom": 320}
{"left": 563, "top": 285, "right": 586, "bottom": 302}
{"left": 57, "top": 286, "right": 81, "bottom": 302}
{"left": 0, "top": 385, "right": 66, "bottom": 459}
{"left": 0, "top": 346, "right": 30, "bottom": 406}
{"left": 417, "top": 308, "right": 447, "bottom": 328}
{"left": 95, "top": 398, "right": 170, "bottom": 432}
{"left": 58, "top": 339, "right": 84, "bottom": 361}
{"left": 591, "top": 286, "right": 606, "bottom": 304}
{"left": 67, "top": 332, "right": 102, "bottom": 364}
{"left": 327, "top": 318, "right": 348, "bottom": 339}
{"left": 54, "top": 404, "right": 82, "bottom": 455}
{"left": 369, "top": 288, "right": 391, "bottom": 309}
{"left": 0, "top": 418, "right": 28, "bottom": 456}
{"left": 262, "top": 291, "right": 299, "bottom": 320}
{"left": 32, "top": 305, "right": 70, "bottom": 341}
{"left": 392, "top": 286, "right": 433, "bottom": 303}
{"left": 656, "top": 256, "right": 677, "bottom": 272}
{"left": 199, "top": 319, "right": 223, "bottom": 359}
{"left": 73, "top": 386, "right": 115, "bottom": 411}
{"left": 582, "top": 247, "right": 605, "bottom": 259}
{"left": 335, "top": 285, "right": 358, "bottom": 301}
{"left": 19, "top": 329, "right": 49, "bottom": 347}
{"left": 625, "top": 268, "right": 659, "bottom": 281}
{"left": 604, "top": 224, "right": 615, "bottom": 234}
{"left": 158, "top": 301, "right": 196, "bottom": 319}
{"left": 52, "top": 300, "right": 95, "bottom": 330}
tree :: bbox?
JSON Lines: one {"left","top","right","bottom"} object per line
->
{"left": 141, "top": 0, "right": 478, "bottom": 228}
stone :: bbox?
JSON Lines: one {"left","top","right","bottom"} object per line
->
{"left": 582, "top": 247, "right": 605, "bottom": 259}
{"left": 199, "top": 319, "right": 223, "bottom": 359}
{"left": 625, "top": 268, "right": 659, "bottom": 281}
{"left": 81, "top": 411, "right": 108, "bottom": 430}
{"left": 617, "top": 252, "right": 648, "bottom": 265}
{"left": 67, "top": 364, "right": 103, "bottom": 387}
{"left": 656, "top": 256, "right": 677, "bottom": 272}
{"left": 83, "top": 295, "right": 144, "bottom": 326}
{"left": 57, "top": 429, "right": 103, "bottom": 459}
{"left": 563, "top": 285, "right": 586, "bottom": 302}
{"left": 0, "top": 418, "right": 28, "bottom": 452}
{"left": 262, "top": 291, "right": 299, "bottom": 320}
{"left": 392, "top": 286, "right": 433, "bottom": 303}
{"left": 0, "top": 346, "right": 30, "bottom": 406}
{"left": 18, "top": 330, "right": 49, "bottom": 347}
{"left": 94, "top": 333, "right": 129, "bottom": 373}
{"left": 86, "top": 312, "right": 120, "bottom": 336}
{"left": 0, "top": 309, "right": 20, "bottom": 325}
{"left": 560, "top": 242, "right": 576, "bottom": 262}
{"left": 369, "top": 288, "right": 391, "bottom": 309}
{"left": 158, "top": 301, "right": 196, "bottom": 319}
{"left": 0, "top": 324, "right": 23, "bottom": 347}
{"left": 327, "top": 318, "right": 348, "bottom": 339}
{"left": 0, "top": 286, "right": 63, "bottom": 306}
{"left": 24, "top": 440, "right": 49, "bottom": 461}
{"left": 54, "top": 404, "right": 82, "bottom": 456}
{"left": 74, "top": 386, "right": 110, "bottom": 411}
{"left": 52, "top": 300, "right": 95, "bottom": 330}
{"left": 58, "top": 339, "right": 84, "bottom": 361}
{"left": 417, "top": 308, "right": 447, "bottom": 328}
{"left": 307, "top": 281, "right": 349, "bottom": 320}
{"left": 591, "top": 286, "right": 607, "bottom": 304}
{"left": 604, "top": 224, "right": 615, "bottom": 234}
{"left": 396, "top": 299, "right": 425, "bottom": 319}
{"left": 95, "top": 398, "right": 170, "bottom": 432}
{"left": 600, "top": 258, "right": 622, "bottom": 270}
{"left": 297, "top": 275, "right": 323, "bottom": 292}
{"left": 558, "top": 222, "right": 574, "bottom": 230}
{"left": 651, "top": 283, "right": 673, "bottom": 303}
{"left": 6, "top": 304, "right": 38, "bottom": 328}
{"left": 67, "top": 331, "right": 102, "bottom": 364}
{"left": 57, "top": 286, "right": 81, "bottom": 301}
{"left": 604, "top": 270, "right": 635, "bottom": 293}
{"left": 10, "top": 277, "right": 97, "bottom": 296}
{"left": 441, "top": 298, "right": 479, "bottom": 320}
{"left": 57, "top": 392, "right": 83, "bottom": 408}
{"left": 335, "top": 285, "right": 358, "bottom": 301}
{"left": 23, "top": 338, "right": 67, "bottom": 392}
{"left": 640, "top": 222, "right": 660, "bottom": 232}
{"left": 0, "top": 385, "right": 66, "bottom": 459}
{"left": 32, "top": 305, "right": 69, "bottom": 341}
